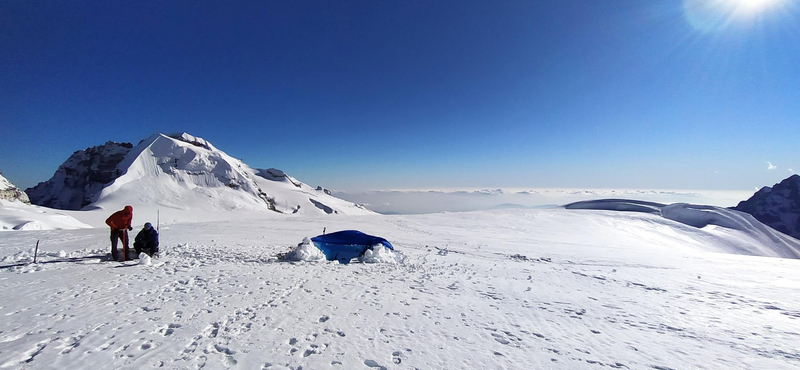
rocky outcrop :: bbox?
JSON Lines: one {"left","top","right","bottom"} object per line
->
{"left": 0, "top": 173, "right": 30, "bottom": 204}
{"left": 26, "top": 142, "right": 133, "bottom": 210}
{"left": 734, "top": 175, "right": 800, "bottom": 240}
{"left": 255, "top": 168, "right": 302, "bottom": 188}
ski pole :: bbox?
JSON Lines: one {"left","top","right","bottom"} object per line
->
{"left": 33, "top": 240, "right": 39, "bottom": 264}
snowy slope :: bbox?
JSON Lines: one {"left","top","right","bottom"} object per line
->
{"left": 251, "top": 167, "right": 372, "bottom": 216}
{"left": 0, "top": 174, "right": 90, "bottom": 230}
{"left": 0, "top": 200, "right": 91, "bottom": 231}
{"left": 566, "top": 199, "right": 800, "bottom": 259}
{"left": 0, "top": 209, "right": 798, "bottom": 370}
{"left": 60, "top": 133, "right": 374, "bottom": 227}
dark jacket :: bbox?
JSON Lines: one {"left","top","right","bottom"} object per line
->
{"left": 135, "top": 227, "right": 159, "bottom": 244}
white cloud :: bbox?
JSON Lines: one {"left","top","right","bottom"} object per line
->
{"left": 789, "top": 168, "right": 796, "bottom": 174}
{"left": 335, "top": 188, "right": 753, "bottom": 214}
{"left": 766, "top": 161, "right": 777, "bottom": 170}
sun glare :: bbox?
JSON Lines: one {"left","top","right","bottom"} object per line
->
{"left": 735, "top": 0, "right": 782, "bottom": 13}
{"left": 683, "top": 0, "right": 788, "bottom": 32}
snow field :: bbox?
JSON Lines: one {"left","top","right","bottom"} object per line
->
{"left": 0, "top": 209, "right": 798, "bottom": 369}
{"left": 0, "top": 200, "right": 92, "bottom": 231}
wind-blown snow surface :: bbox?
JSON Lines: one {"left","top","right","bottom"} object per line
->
{"left": 1, "top": 209, "right": 799, "bottom": 369}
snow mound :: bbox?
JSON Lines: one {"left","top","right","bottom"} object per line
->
{"left": 566, "top": 199, "right": 800, "bottom": 259}
{"left": 359, "top": 244, "right": 398, "bottom": 264}
{"left": 139, "top": 253, "right": 152, "bottom": 266}
{"left": 285, "top": 237, "right": 326, "bottom": 262}
{"left": 0, "top": 200, "right": 92, "bottom": 231}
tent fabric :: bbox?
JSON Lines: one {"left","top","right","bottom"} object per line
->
{"left": 311, "top": 230, "right": 393, "bottom": 264}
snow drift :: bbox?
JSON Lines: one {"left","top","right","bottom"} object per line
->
{"left": 566, "top": 199, "right": 800, "bottom": 259}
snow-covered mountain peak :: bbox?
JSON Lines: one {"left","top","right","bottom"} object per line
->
{"left": 97, "top": 132, "right": 272, "bottom": 211}
{"left": 0, "top": 173, "right": 30, "bottom": 204}
{"left": 28, "top": 132, "right": 374, "bottom": 224}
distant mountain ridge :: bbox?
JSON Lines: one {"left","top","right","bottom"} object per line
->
{"left": 25, "top": 132, "right": 373, "bottom": 217}
{"left": 734, "top": 174, "right": 800, "bottom": 240}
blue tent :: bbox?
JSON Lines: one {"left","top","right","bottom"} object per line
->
{"left": 311, "top": 230, "right": 394, "bottom": 264}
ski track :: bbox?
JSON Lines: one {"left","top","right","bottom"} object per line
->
{"left": 0, "top": 210, "right": 799, "bottom": 369}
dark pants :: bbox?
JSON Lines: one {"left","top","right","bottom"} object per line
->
{"left": 134, "top": 241, "right": 159, "bottom": 257}
{"left": 110, "top": 229, "right": 129, "bottom": 261}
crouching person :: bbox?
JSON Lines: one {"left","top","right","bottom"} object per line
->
{"left": 134, "top": 222, "right": 159, "bottom": 257}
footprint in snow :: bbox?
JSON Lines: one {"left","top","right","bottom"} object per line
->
{"left": 364, "top": 359, "right": 387, "bottom": 370}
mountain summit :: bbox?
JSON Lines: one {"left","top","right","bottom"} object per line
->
{"left": 26, "top": 133, "right": 373, "bottom": 219}
{"left": 734, "top": 174, "right": 800, "bottom": 240}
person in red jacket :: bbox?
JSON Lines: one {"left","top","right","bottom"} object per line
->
{"left": 105, "top": 205, "right": 133, "bottom": 261}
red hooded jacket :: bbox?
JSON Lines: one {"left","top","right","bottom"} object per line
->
{"left": 105, "top": 206, "right": 133, "bottom": 230}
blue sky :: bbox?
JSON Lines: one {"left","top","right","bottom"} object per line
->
{"left": 1, "top": 0, "right": 798, "bottom": 191}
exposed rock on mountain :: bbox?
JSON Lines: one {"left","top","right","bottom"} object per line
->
{"left": 26, "top": 142, "right": 133, "bottom": 209}
{"left": 734, "top": 174, "right": 800, "bottom": 240}
{"left": 0, "top": 173, "right": 30, "bottom": 204}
